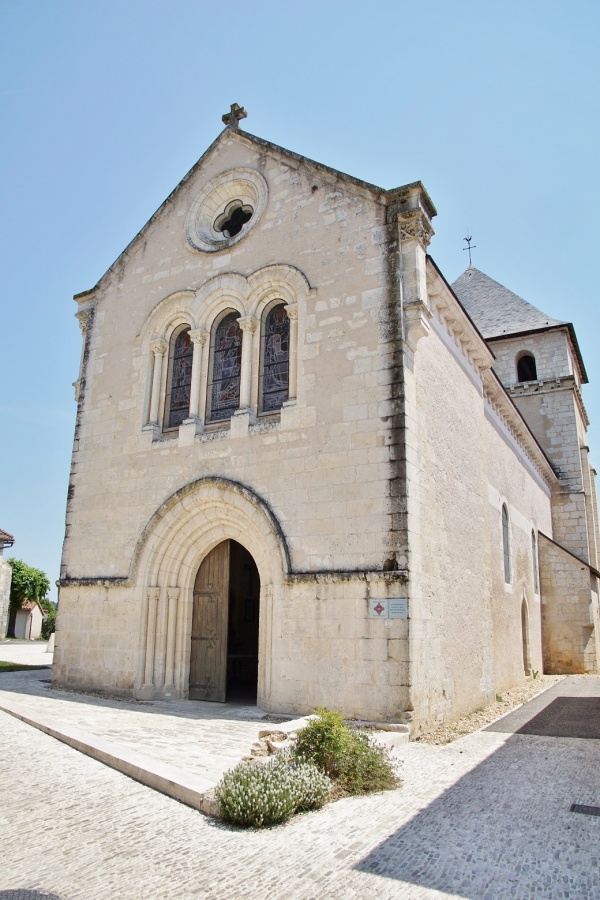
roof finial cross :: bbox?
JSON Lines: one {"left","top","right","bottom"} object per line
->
{"left": 222, "top": 103, "right": 247, "bottom": 130}
{"left": 463, "top": 232, "right": 476, "bottom": 266}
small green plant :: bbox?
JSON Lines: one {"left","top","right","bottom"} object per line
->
{"left": 496, "top": 694, "right": 503, "bottom": 703}
{"left": 532, "top": 670, "right": 539, "bottom": 679}
{"left": 294, "top": 708, "right": 401, "bottom": 795}
{"left": 215, "top": 753, "right": 330, "bottom": 828}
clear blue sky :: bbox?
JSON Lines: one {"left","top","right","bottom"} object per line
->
{"left": 1, "top": 0, "right": 598, "bottom": 600}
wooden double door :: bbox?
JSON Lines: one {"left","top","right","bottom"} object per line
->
{"left": 189, "top": 540, "right": 260, "bottom": 702}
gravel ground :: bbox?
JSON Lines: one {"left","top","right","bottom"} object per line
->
{"left": 414, "top": 674, "right": 567, "bottom": 744}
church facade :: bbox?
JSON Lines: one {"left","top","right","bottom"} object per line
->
{"left": 53, "top": 107, "right": 600, "bottom": 733}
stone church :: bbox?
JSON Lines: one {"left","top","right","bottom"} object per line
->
{"left": 54, "top": 105, "right": 600, "bottom": 733}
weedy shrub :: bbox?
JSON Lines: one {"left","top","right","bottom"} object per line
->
{"left": 215, "top": 753, "right": 330, "bottom": 828}
{"left": 294, "top": 708, "right": 401, "bottom": 795}
{"left": 336, "top": 730, "right": 400, "bottom": 795}
{"left": 293, "top": 708, "right": 349, "bottom": 778}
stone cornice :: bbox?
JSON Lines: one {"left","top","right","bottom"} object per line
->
{"left": 58, "top": 568, "right": 409, "bottom": 590}
{"left": 426, "top": 265, "right": 495, "bottom": 376}
{"left": 482, "top": 369, "right": 557, "bottom": 487}
{"left": 507, "top": 375, "right": 590, "bottom": 428}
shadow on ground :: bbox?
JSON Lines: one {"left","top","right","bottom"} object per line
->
{"left": 355, "top": 679, "right": 600, "bottom": 898}
{"left": 0, "top": 668, "right": 285, "bottom": 726}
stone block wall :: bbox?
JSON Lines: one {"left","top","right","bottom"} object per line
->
{"left": 539, "top": 533, "right": 599, "bottom": 673}
{"left": 406, "top": 292, "right": 551, "bottom": 732}
{"left": 490, "top": 329, "right": 575, "bottom": 386}
{"left": 55, "top": 132, "right": 414, "bottom": 719}
{"left": 60, "top": 134, "right": 397, "bottom": 585}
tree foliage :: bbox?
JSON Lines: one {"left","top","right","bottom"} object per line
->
{"left": 7, "top": 558, "right": 51, "bottom": 612}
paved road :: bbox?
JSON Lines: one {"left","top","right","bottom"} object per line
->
{"left": 0, "top": 662, "right": 599, "bottom": 898}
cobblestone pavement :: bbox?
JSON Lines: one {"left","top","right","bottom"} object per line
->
{"left": 1, "top": 663, "right": 599, "bottom": 898}
{"left": 0, "top": 667, "right": 267, "bottom": 786}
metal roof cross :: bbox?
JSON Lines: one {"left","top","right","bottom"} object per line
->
{"left": 222, "top": 103, "right": 247, "bottom": 130}
{"left": 463, "top": 233, "right": 477, "bottom": 265}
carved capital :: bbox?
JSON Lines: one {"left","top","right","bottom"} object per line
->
{"left": 397, "top": 209, "right": 434, "bottom": 250}
{"left": 167, "top": 587, "right": 181, "bottom": 602}
{"left": 146, "top": 586, "right": 161, "bottom": 602}
{"left": 238, "top": 315, "right": 259, "bottom": 334}
{"left": 189, "top": 329, "right": 208, "bottom": 346}
{"left": 75, "top": 310, "right": 90, "bottom": 335}
{"left": 150, "top": 339, "right": 168, "bottom": 358}
{"left": 284, "top": 304, "right": 299, "bottom": 321}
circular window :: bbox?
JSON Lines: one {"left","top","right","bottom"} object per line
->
{"left": 185, "top": 168, "right": 268, "bottom": 252}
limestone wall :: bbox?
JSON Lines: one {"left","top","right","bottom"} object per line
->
{"left": 55, "top": 132, "right": 413, "bottom": 718}
{"left": 539, "top": 533, "right": 599, "bottom": 673}
{"left": 490, "top": 329, "right": 574, "bottom": 386}
{"left": 407, "top": 292, "right": 552, "bottom": 732}
{"left": 61, "top": 133, "right": 396, "bottom": 583}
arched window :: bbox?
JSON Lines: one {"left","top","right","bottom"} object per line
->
{"left": 502, "top": 504, "right": 511, "bottom": 584}
{"left": 165, "top": 326, "right": 192, "bottom": 429}
{"left": 260, "top": 304, "right": 290, "bottom": 413}
{"left": 208, "top": 312, "right": 242, "bottom": 422}
{"left": 517, "top": 353, "right": 537, "bottom": 382}
{"left": 532, "top": 530, "right": 539, "bottom": 594}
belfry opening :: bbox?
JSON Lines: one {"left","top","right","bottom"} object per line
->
{"left": 190, "top": 539, "right": 260, "bottom": 702}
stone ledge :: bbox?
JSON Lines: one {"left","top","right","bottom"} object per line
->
{"left": 0, "top": 700, "right": 217, "bottom": 815}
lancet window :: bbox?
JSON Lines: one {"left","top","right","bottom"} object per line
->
{"left": 502, "top": 504, "right": 511, "bottom": 584}
{"left": 260, "top": 304, "right": 290, "bottom": 413}
{"left": 532, "top": 530, "right": 539, "bottom": 594}
{"left": 165, "top": 326, "right": 193, "bottom": 429}
{"left": 208, "top": 312, "right": 243, "bottom": 422}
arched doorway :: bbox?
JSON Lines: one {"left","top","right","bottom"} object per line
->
{"left": 189, "top": 540, "right": 260, "bottom": 702}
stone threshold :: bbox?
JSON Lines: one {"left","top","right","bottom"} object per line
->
{"left": 0, "top": 699, "right": 219, "bottom": 817}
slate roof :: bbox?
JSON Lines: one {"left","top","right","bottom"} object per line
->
{"left": 451, "top": 265, "right": 564, "bottom": 338}
{"left": 451, "top": 265, "right": 587, "bottom": 383}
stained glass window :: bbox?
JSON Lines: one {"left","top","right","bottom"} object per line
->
{"left": 261, "top": 305, "right": 289, "bottom": 412}
{"left": 167, "top": 328, "right": 192, "bottom": 429}
{"left": 210, "top": 313, "right": 242, "bottom": 421}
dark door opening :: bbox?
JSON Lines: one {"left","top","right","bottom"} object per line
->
{"left": 189, "top": 539, "right": 260, "bottom": 702}
{"left": 227, "top": 541, "right": 260, "bottom": 701}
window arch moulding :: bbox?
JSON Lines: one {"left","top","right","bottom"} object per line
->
{"left": 141, "top": 265, "right": 313, "bottom": 441}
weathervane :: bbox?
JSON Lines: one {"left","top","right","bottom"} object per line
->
{"left": 463, "top": 233, "right": 476, "bottom": 266}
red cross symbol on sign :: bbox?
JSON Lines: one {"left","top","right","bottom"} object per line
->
{"left": 373, "top": 602, "right": 385, "bottom": 616}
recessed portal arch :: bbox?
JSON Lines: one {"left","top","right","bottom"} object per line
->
{"left": 132, "top": 477, "right": 289, "bottom": 706}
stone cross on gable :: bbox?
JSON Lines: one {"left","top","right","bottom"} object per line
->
{"left": 222, "top": 103, "right": 247, "bottom": 130}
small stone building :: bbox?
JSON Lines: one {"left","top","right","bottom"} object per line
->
{"left": 13, "top": 600, "right": 44, "bottom": 641}
{"left": 53, "top": 107, "right": 600, "bottom": 733}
